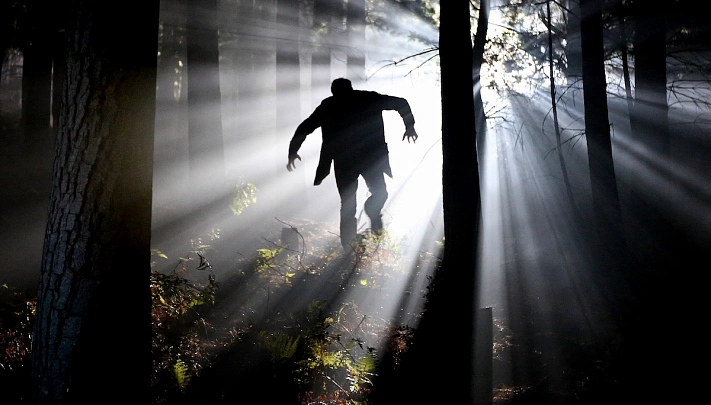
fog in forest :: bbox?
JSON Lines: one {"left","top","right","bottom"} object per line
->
{"left": 1, "top": 0, "right": 709, "bottom": 403}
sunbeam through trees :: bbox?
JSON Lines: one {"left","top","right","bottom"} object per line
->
{"left": 0, "top": 0, "right": 709, "bottom": 404}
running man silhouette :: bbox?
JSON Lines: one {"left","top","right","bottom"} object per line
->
{"left": 287, "top": 78, "right": 418, "bottom": 251}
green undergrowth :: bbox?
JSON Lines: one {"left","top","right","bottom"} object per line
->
{"left": 0, "top": 219, "right": 623, "bottom": 404}
{"left": 147, "top": 222, "right": 436, "bottom": 405}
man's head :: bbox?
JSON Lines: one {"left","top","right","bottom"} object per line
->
{"left": 331, "top": 78, "right": 353, "bottom": 96}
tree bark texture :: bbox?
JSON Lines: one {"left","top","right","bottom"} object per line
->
{"left": 31, "top": 1, "right": 158, "bottom": 403}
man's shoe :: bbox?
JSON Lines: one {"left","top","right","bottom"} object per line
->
{"left": 371, "top": 215, "right": 383, "bottom": 234}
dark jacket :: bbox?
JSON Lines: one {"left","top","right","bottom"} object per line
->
{"left": 289, "top": 90, "right": 416, "bottom": 185}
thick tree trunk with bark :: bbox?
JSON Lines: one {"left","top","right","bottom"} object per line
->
{"left": 31, "top": 1, "right": 158, "bottom": 403}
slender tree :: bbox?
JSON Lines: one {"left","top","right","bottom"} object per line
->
{"left": 629, "top": 0, "right": 671, "bottom": 263}
{"left": 21, "top": 0, "right": 54, "bottom": 150}
{"left": 580, "top": 0, "right": 626, "bottom": 264}
{"left": 416, "top": 0, "right": 480, "bottom": 403}
{"left": 631, "top": 0, "right": 669, "bottom": 163}
{"left": 624, "top": 3, "right": 678, "bottom": 403}
{"left": 311, "top": 0, "right": 332, "bottom": 106}
{"left": 473, "top": 0, "right": 489, "bottom": 160}
{"left": 276, "top": 0, "right": 301, "bottom": 136}
{"left": 563, "top": 0, "right": 583, "bottom": 82}
{"left": 186, "top": 0, "right": 225, "bottom": 188}
{"left": 545, "top": 0, "right": 580, "bottom": 219}
{"left": 346, "top": 0, "right": 366, "bottom": 84}
{"left": 0, "top": 1, "right": 21, "bottom": 85}
{"left": 31, "top": 1, "right": 158, "bottom": 403}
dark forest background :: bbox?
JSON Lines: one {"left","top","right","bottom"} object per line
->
{"left": 1, "top": 0, "right": 709, "bottom": 404}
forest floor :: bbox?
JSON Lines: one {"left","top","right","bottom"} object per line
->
{"left": 145, "top": 217, "right": 626, "bottom": 405}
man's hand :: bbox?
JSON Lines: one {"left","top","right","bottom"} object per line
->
{"left": 403, "top": 128, "right": 418, "bottom": 144}
{"left": 286, "top": 154, "right": 301, "bottom": 171}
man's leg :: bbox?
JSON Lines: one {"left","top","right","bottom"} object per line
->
{"left": 362, "top": 169, "right": 388, "bottom": 234}
{"left": 334, "top": 167, "right": 359, "bottom": 251}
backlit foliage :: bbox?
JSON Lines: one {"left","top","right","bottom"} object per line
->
{"left": 230, "top": 179, "right": 257, "bottom": 216}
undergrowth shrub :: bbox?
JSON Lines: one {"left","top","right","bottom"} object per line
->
{"left": 0, "top": 284, "right": 35, "bottom": 402}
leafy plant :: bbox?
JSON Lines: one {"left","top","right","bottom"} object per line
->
{"left": 294, "top": 315, "right": 378, "bottom": 405}
{"left": 173, "top": 358, "right": 191, "bottom": 389}
{"left": 260, "top": 331, "right": 300, "bottom": 363}
{"left": 256, "top": 246, "right": 284, "bottom": 273}
{"left": 230, "top": 179, "right": 257, "bottom": 215}
{"left": 0, "top": 284, "right": 35, "bottom": 371}
{"left": 151, "top": 253, "right": 223, "bottom": 402}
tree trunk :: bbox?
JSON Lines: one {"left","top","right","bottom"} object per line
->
{"left": 21, "top": 0, "right": 54, "bottom": 152}
{"left": 186, "top": 0, "right": 225, "bottom": 189}
{"left": 418, "top": 0, "right": 480, "bottom": 402}
{"left": 617, "top": 8, "right": 634, "bottom": 115}
{"left": 563, "top": 0, "right": 583, "bottom": 83}
{"left": 580, "top": 0, "right": 626, "bottom": 265}
{"left": 276, "top": 0, "right": 301, "bottom": 136}
{"left": 51, "top": 28, "right": 67, "bottom": 139}
{"left": 311, "top": 0, "right": 332, "bottom": 107}
{"left": 632, "top": 2, "right": 669, "bottom": 160}
{"left": 629, "top": 0, "right": 671, "bottom": 265}
{"left": 0, "top": 1, "right": 16, "bottom": 83}
{"left": 155, "top": 0, "right": 189, "bottom": 199}
{"left": 346, "top": 0, "right": 366, "bottom": 84}
{"left": 472, "top": 0, "right": 489, "bottom": 160}
{"left": 547, "top": 0, "right": 580, "bottom": 219}
{"left": 623, "top": 3, "right": 676, "bottom": 403}
{"left": 31, "top": 1, "right": 158, "bottom": 403}
{"left": 472, "top": 5, "right": 492, "bottom": 403}
{"left": 276, "top": 0, "right": 306, "bottom": 211}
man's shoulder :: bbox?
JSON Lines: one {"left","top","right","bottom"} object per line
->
{"left": 354, "top": 90, "right": 382, "bottom": 98}
{"left": 320, "top": 91, "right": 380, "bottom": 105}
{"left": 320, "top": 95, "right": 336, "bottom": 104}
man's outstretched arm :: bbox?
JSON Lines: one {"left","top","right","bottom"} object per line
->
{"left": 379, "top": 94, "right": 418, "bottom": 143}
{"left": 287, "top": 108, "right": 322, "bottom": 171}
